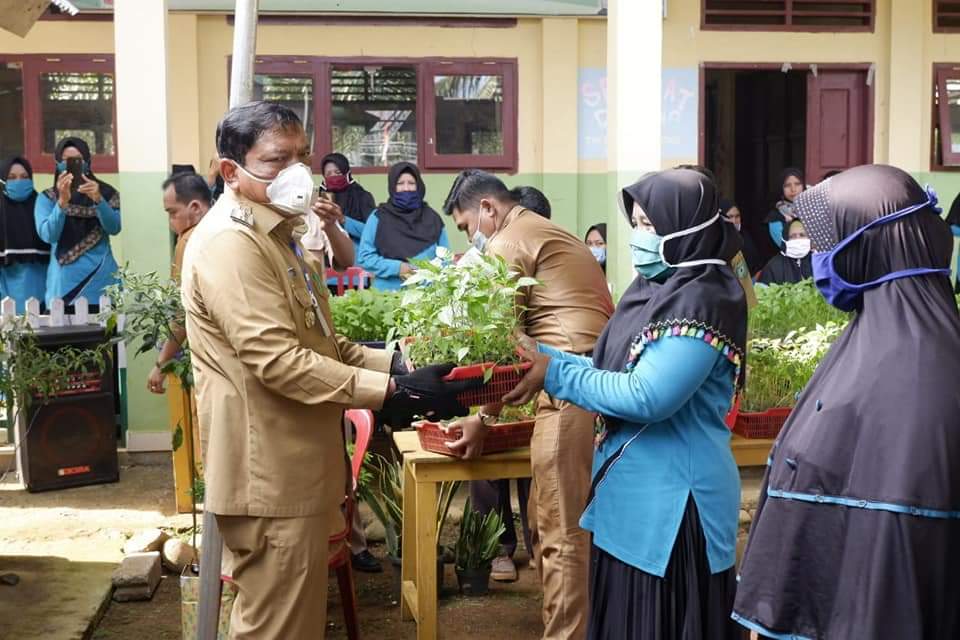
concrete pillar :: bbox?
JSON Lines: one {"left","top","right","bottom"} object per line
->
{"left": 113, "top": 0, "right": 172, "bottom": 449}
{"left": 887, "top": 0, "right": 926, "bottom": 172}
{"left": 540, "top": 18, "right": 580, "bottom": 233}
{"left": 606, "top": 0, "right": 663, "bottom": 295}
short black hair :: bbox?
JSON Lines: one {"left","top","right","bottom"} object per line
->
{"left": 215, "top": 100, "right": 304, "bottom": 164}
{"left": 515, "top": 186, "right": 552, "bottom": 219}
{"left": 443, "top": 169, "right": 515, "bottom": 216}
{"left": 162, "top": 172, "right": 211, "bottom": 206}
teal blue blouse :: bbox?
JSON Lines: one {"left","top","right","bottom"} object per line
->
{"left": 541, "top": 335, "right": 740, "bottom": 577}
{"left": 35, "top": 192, "right": 121, "bottom": 306}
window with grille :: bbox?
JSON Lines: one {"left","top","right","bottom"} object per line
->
{"left": 244, "top": 57, "right": 518, "bottom": 172}
{"left": 702, "top": 0, "right": 875, "bottom": 32}
{"left": 0, "top": 55, "right": 116, "bottom": 173}
{"left": 935, "top": 1, "right": 960, "bottom": 32}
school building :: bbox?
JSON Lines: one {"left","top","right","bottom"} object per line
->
{"left": 0, "top": 0, "right": 957, "bottom": 449}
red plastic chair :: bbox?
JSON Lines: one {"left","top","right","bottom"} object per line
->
{"left": 329, "top": 409, "right": 375, "bottom": 640}
{"left": 325, "top": 267, "right": 372, "bottom": 296}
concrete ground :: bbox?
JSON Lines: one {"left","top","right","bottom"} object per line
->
{"left": 0, "top": 459, "right": 194, "bottom": 640}
{"left": 0, "top": 444, "right": 765, "bottom": 640}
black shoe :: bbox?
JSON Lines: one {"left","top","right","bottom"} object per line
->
{"left": 351, "top": 550, "right": 383, "bottom": 573}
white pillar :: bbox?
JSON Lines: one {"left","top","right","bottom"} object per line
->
{"left": 606, "top": 0, "right": 663, "bottom": 294}
{"left": 112, "top": 0, "right": 172, "bottom": 448}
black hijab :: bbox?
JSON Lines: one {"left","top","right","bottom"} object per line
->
{"left": 43, "top": 137, "right": 119, "bottom": 265}
{"left": 764, "top": 167, "right": 804, "bottom": 225}
{"left": 592, "top": 170, "right": 747, "bottom": 431}
{"left": 374, "top": 162, "right": 443, "bottom": 261}
{"left": 0, "top": 156, "right": 50, "bottom": 266}
{"left": 770, "top": 164, "right": 960, "bottom": 508}
{"left": 321, "top": 153, "right": 376, "bottom": 224}
{"left": 720, "top": 197, "right": 764, "bottom": 274}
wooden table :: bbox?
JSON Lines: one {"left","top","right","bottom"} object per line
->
{"left": 393, "top": 430, "right": 532, "bottom": 640}
{"left": 392, "top": 430, "right": 774, "bottom": 640}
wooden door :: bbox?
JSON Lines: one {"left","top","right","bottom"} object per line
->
{"left": 806, "top": 71, "right": 871, "bottom": 183}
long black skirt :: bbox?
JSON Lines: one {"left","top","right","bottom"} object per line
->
{"left": 588, "top": 498, "right": 745, "bottom": 640}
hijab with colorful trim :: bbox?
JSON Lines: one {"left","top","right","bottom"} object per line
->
{"left": 43, "top": 137, "right": 119, "bottom": 266}
{"left": 592, "top": 169, "right": 747, "bottom": 432}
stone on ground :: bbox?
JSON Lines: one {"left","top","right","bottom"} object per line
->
{"left": 123, "top": 528, "right": 169, "bottom": 555}
{"left": 162, "top": 538, "right": 198, "bottom": 573}
{"left": 112, "top": 552, "right": 161, "bottom": 602}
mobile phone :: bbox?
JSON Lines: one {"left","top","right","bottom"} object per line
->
{"left": 319, "top": 190, "right": 334, "bottom": 204}
{"left": 66, "top": 157, "right": 85, "bottom": 193}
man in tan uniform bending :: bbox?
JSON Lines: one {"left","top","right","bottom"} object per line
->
{"left": 444, "top": 170, "right": 614, "bottom": 639}
{"left": 181, "top": 101, "right": 473, "bottom": 639}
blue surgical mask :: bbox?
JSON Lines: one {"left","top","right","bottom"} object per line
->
{"left": 391, "top": 190, "right": 422, "bottom": 212}
{"left": 630, "top": 228, "right": 675, "bottom": 281}
{"left": 590, "top": 246, "right": 606, "bottom": 265}
{"left": 812, "top": 186, "right": 950, "bottom": 312}
{"left": 4, "top": 179, "right": 35, "bottom": 202}
{"left": 56, "top": 159, "right": 90, "bottom": 174}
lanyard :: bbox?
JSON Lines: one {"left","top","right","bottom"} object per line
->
{"left": 289, "top": 241, "right": 331, "bottom": 335}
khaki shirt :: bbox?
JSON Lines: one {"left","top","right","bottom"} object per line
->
{"left": 181, "top": 188, "right": 392, "bottom": 517}
{"left": 172, "top": 224, "right": 196, "bottom": 281}
{"left": 486, "top": 206, "right": 614, "bottom": 354}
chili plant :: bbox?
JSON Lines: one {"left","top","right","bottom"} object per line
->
{"left": 395, "top": 249, "right": 538, "bottom": 367}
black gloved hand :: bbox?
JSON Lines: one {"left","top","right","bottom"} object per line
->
{"left": 380, "top": 363, "right": 483, "bottom": 427}
{"left": 390, "top": 351, "right": 409, "bottom": 376}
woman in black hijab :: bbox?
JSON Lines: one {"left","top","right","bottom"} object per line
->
{"left": 757, "top": 218, "right": 814, "bottom": 285}
{"left": 320, "top": 153, "right": 376, "bottom": 247}
{"left": 357, "top": 162, "right": 447, "bottom": 291}
{"left": 945, "top": 190, "right": 960, "bottom": 291}
{"left": 764, "top": 167, "right": 804, "bottom": 251}
{"left": 584, "top": 222, "right": 607, "bottom": 273}
{"left": 0, "top": 156, "right": 50, "bottom": 311}
{"left": 35, "top": 137, "right": 121, "bottom": 307}
{"left": 504, "top": 169, "right": 747, "bottom": 640}
{"left": 719, "top": 198, "right": 763, "bottom": 274}
{"left": 733, "top": 165, "right": 960, "bottom": 639}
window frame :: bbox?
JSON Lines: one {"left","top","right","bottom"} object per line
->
{"left": 421, "top": 59, "right": 518, "bottom": 171}
{"left": 934, "top": 0, "right": 960, "bottom": 33}
{"left": 932, "top": 63, "right": 960, "bottom": 170}
{"left": 248, "top": 56, "right": 519, "bottom": 174}
{"left": 0, "top": 54, "right": 118, "bottom": 174}
{"left": 700, "top": 0, "right": 876, "bottom": 33}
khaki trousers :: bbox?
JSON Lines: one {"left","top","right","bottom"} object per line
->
{"left": 216, "top": 512, "right": 332, "bottom": 640}
{"left": 528, "top": 394, "right": 594, "bottom": 640}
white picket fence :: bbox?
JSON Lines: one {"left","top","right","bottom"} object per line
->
{"left": 0, "top": 295, "right": 127, "bottom": 369}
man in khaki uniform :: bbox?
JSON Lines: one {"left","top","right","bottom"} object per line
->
{"left": 181, "top": 101, "right": 473, "bottom": 639}
{"left": 444, "top": 170, "right": 614, "bottom": 639}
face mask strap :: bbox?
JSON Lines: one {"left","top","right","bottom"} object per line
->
{"left": 658, "top": 212, "right": 727, "bottom": 268}
{"left": 823, "top": 186, "right": 949, "bottom": 291}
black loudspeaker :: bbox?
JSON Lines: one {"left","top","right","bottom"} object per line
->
{"left": 15, "top": 326, "right": 118, "bottom": 492}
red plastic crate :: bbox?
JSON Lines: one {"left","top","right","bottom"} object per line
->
{"left": 442, "top": 361, "right": 532, "bottom": 407}
{"left": 416, "top": 419, "right": 536, "bottom": 457}
{"left": 732, "top": 407, "right": 791, "bottom": 440}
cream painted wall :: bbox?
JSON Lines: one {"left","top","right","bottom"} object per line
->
{"left": 0, "top": 21, "right": 114, "bottom": 52}
{"left": 167, "top": 13, "right": 203, "bottom": 168}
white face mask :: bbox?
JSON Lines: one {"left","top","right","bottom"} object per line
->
{"left": 469, "top": 207, "right": 495, "bottom": 253}
{"left": 659, "top": 212, "right": 727, "bottom": 269}
{"left": 784, "top": 237, "right": 812, "bottom": 260}
{"left": 236, "top": 162, "right": 315, "bottom": 216}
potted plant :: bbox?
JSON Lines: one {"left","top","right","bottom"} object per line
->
{"left": 395, "top": 249, "right": 538, "bottom": 405}
{"left": 454, "top": 497, "right": 506, "bottom": 596}
{"left": 363, "top": 454, "right": 461, "bottom": 600}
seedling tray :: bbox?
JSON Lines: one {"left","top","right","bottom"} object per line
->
{"left": 442, "top": 361, "right": 532, "bottom": 407}
{"left": 416, "top": 419, "right": 536, "bottom": 456}
{"left": 732, "top": 407, "right": 791, "bottom": 439}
